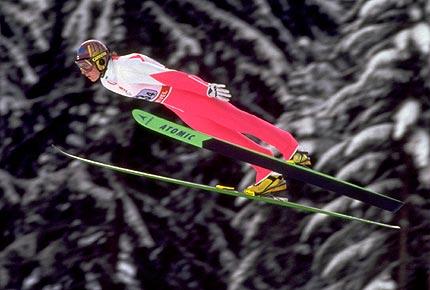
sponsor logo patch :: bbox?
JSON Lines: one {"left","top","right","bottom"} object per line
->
{"left": 155, "top": 86, "right": 171, "bottom": 103}
{"left": 137, "top": 89, "right": 159, "bottom": 101}
{"left": 136, "top": 86, "right": 172, "bottom": 103}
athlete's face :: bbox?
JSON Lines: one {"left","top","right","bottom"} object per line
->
{"left": 75, "top": 60, "right": 101, "bottom": 82}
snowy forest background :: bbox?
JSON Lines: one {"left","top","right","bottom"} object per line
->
{"left": 1, "top": 0, "right": 430, "bottom": 289}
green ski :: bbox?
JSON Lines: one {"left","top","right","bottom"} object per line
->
{"left": 132, "top": 109, "right": 404, "bottom": 213}
{"left": 54, "top": 146, "right": 399, "bottom": 229}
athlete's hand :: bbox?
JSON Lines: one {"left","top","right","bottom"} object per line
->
{"left": 207, "top": 83, "right": 232, "bottom": 102}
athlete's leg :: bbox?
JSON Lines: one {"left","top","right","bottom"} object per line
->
{"left": 218, "top": 103, "right": 299, "bottom": 159}
{"left": 171, "top": 94, "right": 299, "bottom": 160}
{"left": 174, "top": 111, "right": 273, "bottom": 182}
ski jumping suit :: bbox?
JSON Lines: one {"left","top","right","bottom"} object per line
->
{"left": 100, "top": 53, "right": 299, "bottom": 182}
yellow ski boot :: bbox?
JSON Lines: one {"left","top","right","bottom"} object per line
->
{"left": 290, "top": 151, "right": 312, "bottom": 168}
{"left": 244, "top": 173, "right": 287, "bottom": 196}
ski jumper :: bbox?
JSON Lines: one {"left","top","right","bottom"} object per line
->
{"left": 100, "top": 53, "right": 299, "bottom": 182}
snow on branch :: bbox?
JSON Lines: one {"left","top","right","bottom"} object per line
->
{"left": 363, "top": 270, "right": 397, "bottom": 290}
{"left": 308, "top": 0, "right": 344, "bottom": 24}
{"left": 394, "top": 22, "right": 430, "bottom": 55}
{"left": 93, "top": 0, "right": 117, "bottom": 41}
{"left": 362, "top": 48, "right": 401, "bottom": 80}
{"left": 322, "top": 48, "right": 401, "bottom": 116}
{"left": 410, "top": 23, "right": 430, "bottom": 55}
{"left": 68, "top": 160, "right": 115, "bottom": 201}
{"left": 63, "top": 0, "right": 120, "bottom": 46}
{"left": 345, "top": 123, "right": 393, "bottom": 156}
{"left": 367, "top": 178, "right": 403, "bottom": 194}
{"left": 0, "top": 169, "right": 21, "bottom": 204}
{"left": 122, "top": 194, "right": 156, "bottom": 248}
{"left": 250, "top": 0, "right": 303, "bottom": 60}
{"left": 63, "top": 0, "right": 95, "bottom": 43}
{"left": 322, "top": 233, "right": 385, "bottom": 279}
{"left": 336, "top": 152, "right": 386, "bottom": 184}
{"left": 404, "top": 128, "right": 430, "bottom": 168}
{"left": 116, "top": 234, "right": 140, "bottom": 287}
{"left": 418, "top": 165, "right": 430, "bottom": 188}
{"left": 300, "top": 196, "right": 353, "bottom": 242}
{"left": 347, "top": 100, "right": 386, "bottom": 130}
{"left": 185, "top": 0, "right": 290, "bottom": 97}
{"left": 142, "top": 2, "right": 202, "bottom": 66}
{"left": 359, "top": 0, "right": 401, "bottom": 22}
{"left": 393, "top": 99, "right": 421, "bottom": 140}
{"left": 2, "top": 1, "right": 50, "bottom": 51}
{"left": 0, "top": 233, "right": 38, "bottom": 261}
{"left": 228, "top": 248, "right": 261, "bottom": 290}
{"left": 314, "top": 141, "right": 348, "bottom": 171}
{"left": 312, "top": 224, "right": 361, "bottom": 273}
{"left": 337, "top": 24, "right": 394, "bottom": 58}
{"left": 0, "top": 36, "right": 38, "bottom": 85}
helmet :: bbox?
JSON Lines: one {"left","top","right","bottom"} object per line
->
{"left": 75, "top": 39, "right": 110, "bottom": 74}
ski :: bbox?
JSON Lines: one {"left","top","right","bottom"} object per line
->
{"left": 53, "top": 146, "right": 399, "bottom": 229}
{"left": 132, "top": 109, "right": 404, "bottom": 212}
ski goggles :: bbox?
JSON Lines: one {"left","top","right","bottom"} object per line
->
{"left": 75, "top": 59, "right": 94, "bottom": 73}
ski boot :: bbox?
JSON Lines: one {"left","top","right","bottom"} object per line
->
{"left": 244, "top": 172, "right": 287, "bottom": 196}
{"left": 290, "top": 150, "right": 312, "bottom": 168}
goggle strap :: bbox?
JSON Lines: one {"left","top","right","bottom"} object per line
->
{"left": 91, "top": 51, "right": 108, "bottom": 62}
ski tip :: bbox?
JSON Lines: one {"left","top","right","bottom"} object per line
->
{"left": 51, "top": 144, "right": 60, "bottom": 151}
{"left": 51, "top": 145, "right": 71, "bottom": 158}
{"left": 51, "top": 144, "right": 67, "bottom": 154}
{"left": 131, "top": 109, "right": 143, "bottom": 119}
